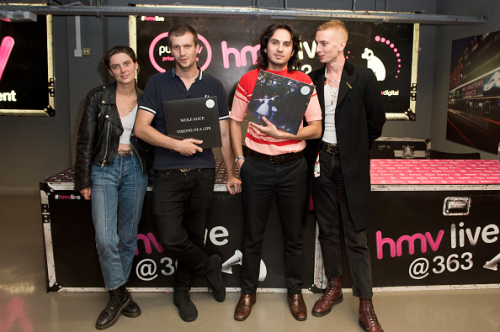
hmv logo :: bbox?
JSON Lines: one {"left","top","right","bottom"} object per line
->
{"left": 376, "top": 222, "right": 499, "bottom": 259}
{"left": 376, "top": 230, "right": 444, "bottom": 259}
{"left": 55, "top": 194, "right": 80, "bottom": 200}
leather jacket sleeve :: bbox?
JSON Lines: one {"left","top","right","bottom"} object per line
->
{"left": 74, "top": 89, "right": 100, "bottom": 192}
{"left": 130, "top": 88, "right": 154, "bottom": 174}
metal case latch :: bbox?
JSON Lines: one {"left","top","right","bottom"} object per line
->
{"left": 443, "top": 197, "right": 471, "bottom": 216}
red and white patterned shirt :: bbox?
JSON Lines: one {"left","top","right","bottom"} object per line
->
{"left": 230, "top": 68, "right": 322, "bottom": 155}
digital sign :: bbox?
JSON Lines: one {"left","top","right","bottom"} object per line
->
{"left": 135, "top": 17, "right": 417, "bottom": 120}
{"left": 447, "top": 30, "right": 500, "bottom": 154}
{"left": 0, "top": 16, "right": 54, "bottom": 116}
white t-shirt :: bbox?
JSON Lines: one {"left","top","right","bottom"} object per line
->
{"left": 119, "top": 105, "right": 138, "bottom": 145}
{"left": 322, "top": 83, "right": 339, "bottom": 144}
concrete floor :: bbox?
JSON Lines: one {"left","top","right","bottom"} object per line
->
{"left": 1, "top": 195, "right": 500, "bottom": 332}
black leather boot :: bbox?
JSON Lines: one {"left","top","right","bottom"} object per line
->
{"left": 205, "top": 254, "right": 226, "bottom": 302}
{"left": 121, "top": 293, "right": 141, "bottom": 318}
{"left": 95, "top": 284, "right": 131, "bottom": 330}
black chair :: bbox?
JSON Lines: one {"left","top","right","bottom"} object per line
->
{"left": 429, "top": 150, "right": 481, "bottom": 159}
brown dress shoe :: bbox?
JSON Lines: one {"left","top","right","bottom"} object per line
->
{"left": 312, "top": 277, "right": 343, "bottom": 317}
{"left": 287, "top": 292, "right": 307, "bottom": 321}
{"left": 359, "top": 298, "right": 384, "bottom": 332}
{"left": 234, "top": 293, "right": 256, "bottom": 321}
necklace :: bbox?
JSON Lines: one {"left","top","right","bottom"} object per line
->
{"left": 326, "top": 76, "right": 341, "bottom": 84}
{"left": 117, "top": 94, "right": 136, "bottom": 112}
{"left": 325, "top": 67, "right": 341, "bottom": 84}
{"left": 326, "top": 84, "right": 338, "bottom": 106}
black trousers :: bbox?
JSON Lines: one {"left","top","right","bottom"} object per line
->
{"left": 152, "top": 168, "right": 215, "bottom": 291}
{"left": 312, "top": 151, "right": 373, "bottom": 298}
{"left": 240, "top": 155, "right": 307, "bottom": 294}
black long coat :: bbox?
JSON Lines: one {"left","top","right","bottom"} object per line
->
{"left": 305, "top": 60, "right": 386, "bottom": 231}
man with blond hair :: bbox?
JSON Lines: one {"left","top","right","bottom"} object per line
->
{"left": 305, "top": 20, "right": 386, "bottom": 332}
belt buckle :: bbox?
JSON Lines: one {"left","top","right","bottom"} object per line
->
{"left": 270, "top": 155, "right": 284, "bottom": 164}
{"left": 180, "top": 168, "right": 191, "bottom": 173}
{"left": 325, "top": 144, "right": 337, "bottom": 154}
{"left": 118, "top": 150, "right": 132, "bottom": 156}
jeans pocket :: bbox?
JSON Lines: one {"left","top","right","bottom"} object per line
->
{"left": 154, "top": 170, "right": 172, "bottom": 182}
{"left": 199, "top": 168, "right": 215, "bottom": 181}
{"left": 239, "top": 160, "right": 246, "bottom": 174}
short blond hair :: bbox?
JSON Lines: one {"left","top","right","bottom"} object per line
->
{"left": 317, "top": 20, "right": 349, "bottom": 43}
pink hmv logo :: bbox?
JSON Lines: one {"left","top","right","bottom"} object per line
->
{"left": 0, "top": 36, "right": 15, "bottom": 81}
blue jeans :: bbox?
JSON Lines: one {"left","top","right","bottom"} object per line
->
{"left": 91, "top": 153, "right": 148, "bottom": 290}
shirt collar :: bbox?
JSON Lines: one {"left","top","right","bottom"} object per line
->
{"left": 265, "top": 68, "right": 289, "bottom": 76}
{"left": 169, "top": 67, "right": 203, "bottom": 81}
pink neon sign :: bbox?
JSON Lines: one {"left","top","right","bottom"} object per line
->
{"left": 0, "top": 36, "right": 15, "bottom": 81}
{"left": 148, "top": 33, "right": 212, "bottom": 73}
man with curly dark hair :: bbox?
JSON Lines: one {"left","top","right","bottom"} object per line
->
{"left": 229, "top": 23, "right": 322, "bottom": 322}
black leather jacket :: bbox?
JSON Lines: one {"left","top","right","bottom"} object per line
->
{"left": 74, "top": 82, "right": 152, "bottom": 192}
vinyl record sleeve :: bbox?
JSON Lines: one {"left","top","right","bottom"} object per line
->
{"left": 162, "top": 96, "right": 222, "bottom": 149}
{"left": 246, "top": 70, "right": 314, "bottom": 135}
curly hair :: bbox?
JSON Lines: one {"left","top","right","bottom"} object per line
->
{"left": 256, "top": 23, "right": 301, "bottom": 73}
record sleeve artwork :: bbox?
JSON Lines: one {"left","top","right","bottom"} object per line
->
{"left": 163, "top": 96, "right": 222, "bottom": 149}
{"left": 246, "top": 70, "right": 314, "bottom": 135}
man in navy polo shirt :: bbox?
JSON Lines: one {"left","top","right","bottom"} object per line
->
{"left": 135, "top": 24, "right": 241, "bottom": 322}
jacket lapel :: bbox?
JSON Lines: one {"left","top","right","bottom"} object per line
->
{"left": 102, "top": 83, "right": 123, "bottom": 128}
{"left": 337, "top": 60, "right": 355, "bottom": 108}
{"left": 311, "top": 66, "right": 326, "bottom": 134}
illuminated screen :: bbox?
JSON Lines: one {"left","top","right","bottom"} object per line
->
{"left": 0, "top": 16, "right": 54, "bottom": 116}
{"left": 136, "top": 17, "right": 416, "bottom": 120}
{"left": 447, "top": 30, "right": 500, "bottom": 154}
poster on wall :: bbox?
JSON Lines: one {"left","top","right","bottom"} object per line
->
{"left": 134, "top": 17, "right": 418, "bottom": 120}
{"left": 0, "top": 16, "right": 54, "bottom": 116}
{"left": 447, "top": 31, "right": 500, "bottom": 154}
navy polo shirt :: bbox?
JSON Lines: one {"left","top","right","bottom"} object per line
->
{"left": 139, "top": 68, "right": 229, "bottom": 169}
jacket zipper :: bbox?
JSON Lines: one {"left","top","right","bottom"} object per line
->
{"left": 101, "top": 120, "right": 111, "bottom": 167}
{"left": 130, "top": 135, "right": 145, "bottom": 173}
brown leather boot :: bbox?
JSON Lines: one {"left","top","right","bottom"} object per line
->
{"left": 234, "top": 293, "right": 256, "bottom": 321}
{"left": 359, "top": 298, "right": 384, "bottom": 332}
{"left": 312, "top": 277, "right": 343, "bottom": 317}
{"left": 287, "top": 292, "right": 307, "bottom": 321}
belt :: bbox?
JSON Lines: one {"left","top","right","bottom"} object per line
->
{"left": 247, "top": 149, "right": 304, "bottom": 164}
{"left": 117, "top": 149, "right": 135, "bottom": 156}
{"left": 320, "top": 142, "right": 339, "bottom": 155}
{"left": 155, "top": 168, "right": 199, "bottom": 173}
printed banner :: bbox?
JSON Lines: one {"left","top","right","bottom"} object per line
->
{"left": 42, "top": 161, "right": 500, "bottom": 290}
{"left": 371, "top": 190, "right": 500, "bottom": 287}
{"left": 135, "top": 17, "right": 415, "bottom": 119}
{"left": 40, "top": 166, "right": 316, "bottom": 290}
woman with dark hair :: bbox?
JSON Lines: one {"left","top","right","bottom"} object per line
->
{"left": 75, "top": 45, "right": 150, "bottom": 330}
